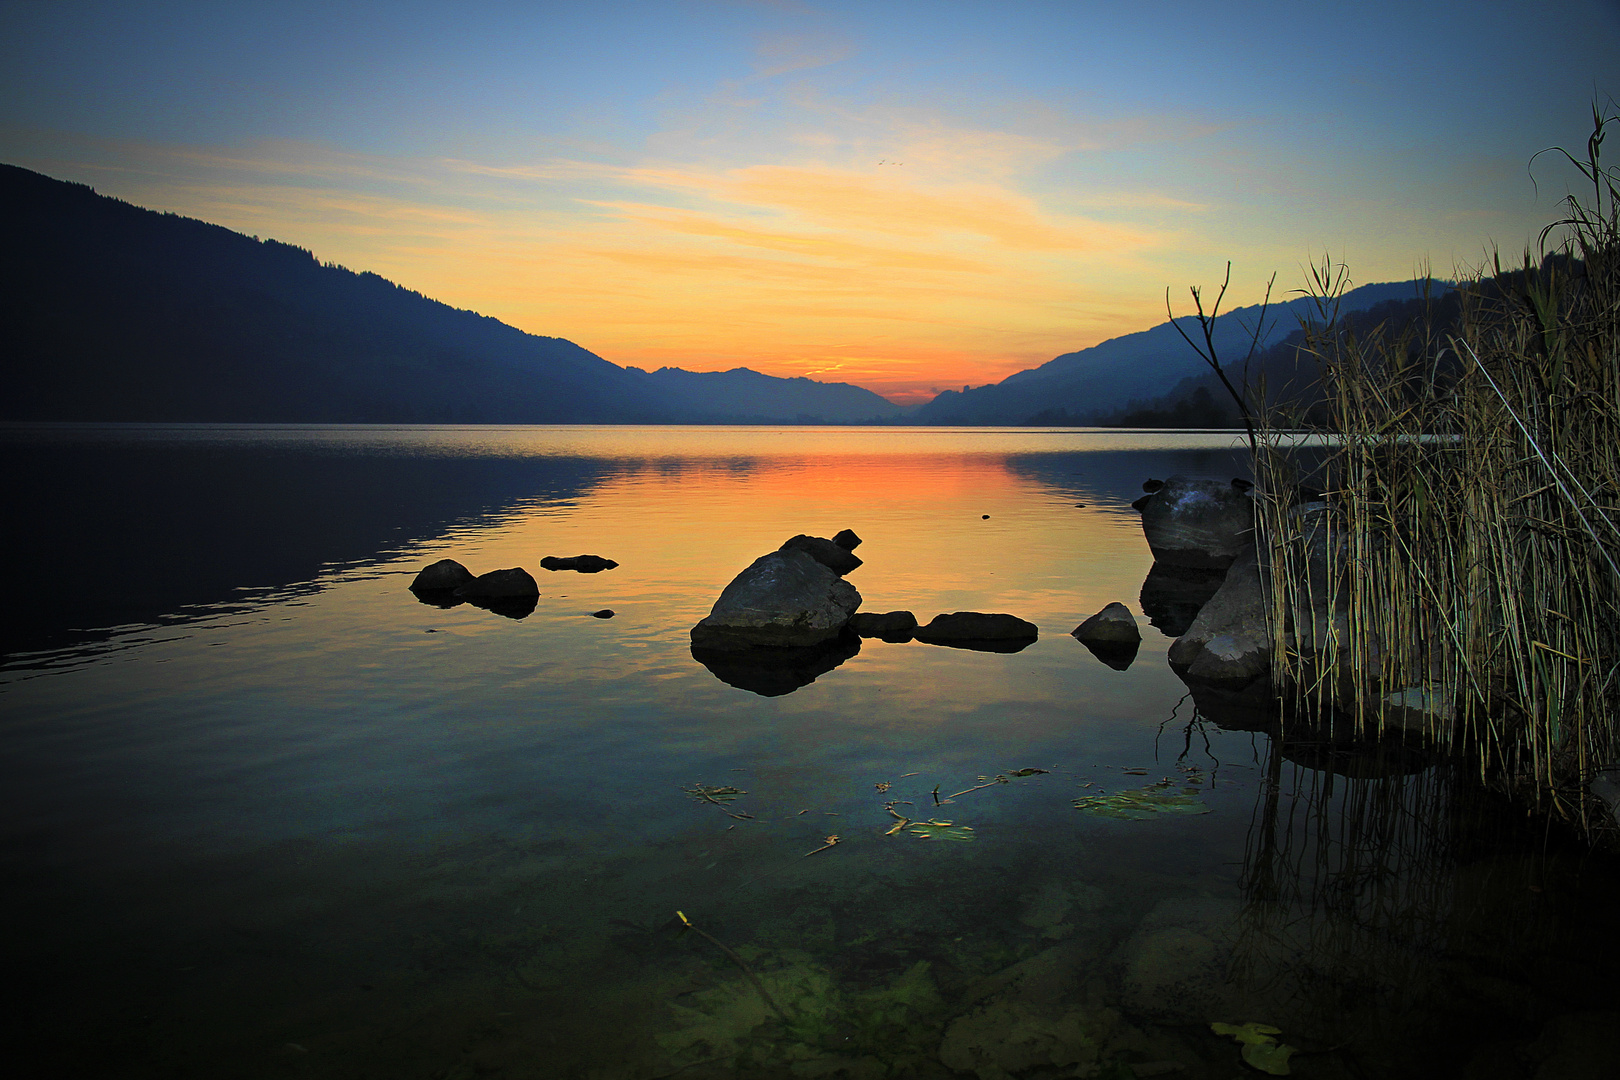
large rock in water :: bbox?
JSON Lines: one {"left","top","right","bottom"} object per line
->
{"left": 1135, "top": 475, "right": 1254, "bottom": 570}
{"left": 691, "top": 549, "right": 861, "bottom": 649}
{"left": 1166, "top": 544, "right": 1269, "bottom": 688}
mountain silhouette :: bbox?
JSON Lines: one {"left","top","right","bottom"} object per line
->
{"left": 909, "top": 278, "right": 1437, "bottom": 425}
{"left": 0, "top": 164, "right": 899, "bottom": 424}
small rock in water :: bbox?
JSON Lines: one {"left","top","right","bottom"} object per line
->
{"left": 1072, "top": 602, "right": 1141, "bottom": 645}
{"left": 590, "top": 609, "right": 615, "bottom": 619}
{"left": 981, "top": 514, "right": 990, "bottom": 519}
{"left": 541, "top": 554, "right": 619, "bottom": 573}
{"left": 780, "top": 534, "right": 862, "bottom": 576}
{"left": 411, "top": 558, "right": 475, "bottom": 592}
{"left": 848, "top": 610, "right": 917, "bottom": 640}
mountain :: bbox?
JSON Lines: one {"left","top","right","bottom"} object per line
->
{"left": 629, "top": 366, "right": 902, "bottom": 423}
{"left": 909, "top": 279, "right": 1438, "bottom": 425}
{"left": 0, "top": 164, "right": 899, "bottom": 424}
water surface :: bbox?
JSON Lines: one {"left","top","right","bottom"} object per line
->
{"left": 2, "top": 425, "right": 1613, "bottom": 1079}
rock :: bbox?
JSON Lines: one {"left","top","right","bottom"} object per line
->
{"left": 831, "top": 528, "right": 862, "bottom": 551}
{"left": 1382, "top": 686, "right": 1455, "bottom": 732}
{"left": 1071, "top": 602, "right": 1140, "bottom": 646}
{"left": 848, "top": 610, "right": 917, "bottom": 640}
{"left": 915, "top": 612, "right": 1038, "bottom": 652}
{"left": 589, "top": 609, "right": 614, "bottom": 619}
{"left": 411, "top": 558, "right": 475, "bottom": 592}
{"left": 690, "top": 549, "right": 861, "bottom": 649}
{"left": 540, "top": 554, "right": 618, "bottom": 573}
{"left": 1590, "top": 766, "right": 1620, "bottom": 829}
{"left": 691, "top": 634, "right": 860, "bottom": 697}
{"left": 1138, "top": 561, "right": 1226, "bottom": 638}
{"left": 1166, "top": 544, "right": 1269, "bottom": 689}
{"left": 1134, "top": 474, "right": 1254, "bottom": 570}
{"left": 456, "top": 567, "right": 539, "bottom": 598}
{"left": 779, "top": 534, "right": 862, "bottom": 576}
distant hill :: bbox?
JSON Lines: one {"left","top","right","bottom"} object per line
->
{"left": 630, "top": 366, "right": 902, "bottom": 423}
{"left": 909, "top": 278, "right": 1439, "bottom": 425}
{"left": 0, "top": 164, "right": 899, "bottom": 424}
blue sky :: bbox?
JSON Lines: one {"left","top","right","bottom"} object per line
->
{"left": 4, "top": 0, "right": 1617, "bottom": 400}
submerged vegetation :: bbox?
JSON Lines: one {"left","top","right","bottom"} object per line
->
{"left": 1247, "top": 105, "right": 1620, "bottom": 835}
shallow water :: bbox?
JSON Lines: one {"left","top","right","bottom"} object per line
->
{"left": 2, "top": 424, "right": 1614, "bottom": 1079}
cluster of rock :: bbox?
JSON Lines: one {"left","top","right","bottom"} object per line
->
{"left": 690, "top": 529, "right": 1043, "bottom": 654}
{"left": 409, "top": 552, "right": 618, "bottom": 620}
{"left": 689, "top": 529, "right": 1055, "bottom": 694}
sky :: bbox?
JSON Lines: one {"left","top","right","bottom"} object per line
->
{"left": 3, "top": 1, "right": 1618, "bottom": 404}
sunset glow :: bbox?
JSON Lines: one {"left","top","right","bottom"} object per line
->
{"left": 3, "top": 1, "right": 1616, "bottom": 402}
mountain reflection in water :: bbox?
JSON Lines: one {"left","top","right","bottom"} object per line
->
{"left": 1, "top": 425, "right": 1613, "bottom": 1080}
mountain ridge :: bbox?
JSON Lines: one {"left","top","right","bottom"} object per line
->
{"left": 0, "top": 163, "right": 901, "bottom": 425}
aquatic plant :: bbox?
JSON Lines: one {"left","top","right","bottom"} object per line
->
{"left": 1250, "top": 104, "right": 1620, "bottom": 832}
{"left": 1072, "top": 779, "right": 1210, "bottom": 819}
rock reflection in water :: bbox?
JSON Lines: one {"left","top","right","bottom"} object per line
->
{"left": 1138, "top": 561, "right": 1226, "bottom": 637}
{"left": 1076, "top": 638, "right": 1139, "bottom": 670}
{"left": 691, "top": 633, "right": 861, "bottom": 696}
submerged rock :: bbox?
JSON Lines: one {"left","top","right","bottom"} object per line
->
{"left": 540, "top": 554, "right": 618, "bottom": 573}
{"left": 848, "top": 610, "right": 917, "bottom": 640}
{"left": 780, "top": 534, "right": 862, "bottom": 576}
{"left": 691, "top": 548, "right": 861, "bottom": 649}
{"left": 411, "top": 558, "right": 475, "bottom": 592}
{"left": 1134, "top": 475, "right": 1254, "bottom": 570}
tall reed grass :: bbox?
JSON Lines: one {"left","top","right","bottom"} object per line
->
{"left": 1251, "top": 107, "right": 1620, "bottom": 831}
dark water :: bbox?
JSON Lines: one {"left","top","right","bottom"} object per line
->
{"left": 1, "top": 424, "right": 1614, "bottom": 1080}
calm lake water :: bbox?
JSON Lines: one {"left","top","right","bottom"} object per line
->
{"left": 2, "top": 424, "right": 1614, "bottom": 1080}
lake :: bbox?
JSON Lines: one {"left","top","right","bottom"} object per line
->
{"left": 2, "top": 424, "right": 1614, "bottom": 1080}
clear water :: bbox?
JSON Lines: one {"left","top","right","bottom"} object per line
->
{"left": 2, "top": 425, "right": 1614, "bottom": 1079}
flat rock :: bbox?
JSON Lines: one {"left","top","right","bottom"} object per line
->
{"left": 411, "top": 558, "right": 475, "bottom": 592}
{"left": 691, "top": 548, "right": 862, "bottom": 649}
{"left": 1135, "top": 475, "right": 1254, "bottom": 570}
{"left": 848, "top": 610, "right": 917, "bottom": 640}
{"left": 779, "top": 534, "right": 862, "bottom": 576}
{"left": 915, "top": 612, "right": 1038, "bottom": 644}
{"left": 540, "top": 554, "right": 618, "bottom": 573}
{"left": 455, "top": 567, "right": 540, "bottom": 599}
{"left": 1071, "top": 602, "right": 1140, "bottom": 645}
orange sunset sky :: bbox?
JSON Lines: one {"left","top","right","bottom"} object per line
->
{"left": 3, "top": 1, "right": 1617, "bottom": 403}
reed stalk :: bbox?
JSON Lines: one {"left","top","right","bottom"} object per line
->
{"left": 1250, "top": 107, "right": 1620, "bottom": 833}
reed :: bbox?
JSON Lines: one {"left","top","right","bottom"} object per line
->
{"left": 1251, "top": 106, "right": 1620, "bottom": 831}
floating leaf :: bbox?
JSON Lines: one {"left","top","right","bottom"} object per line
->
{"left": 1210, "top": 1022, "right": 1294, "bottom": 1076}
{"left": 906, "top": 819, "right": 975, "bottom": 842}
{"left": 1073, "top": 781, "right": 1210, "bottom": 819}
{"left": 1242, "top": 1041, "right": 1297, "bottom": 1075}
{"left": 1210, "top": 1022, "right": 1282, "bottom": 1045}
